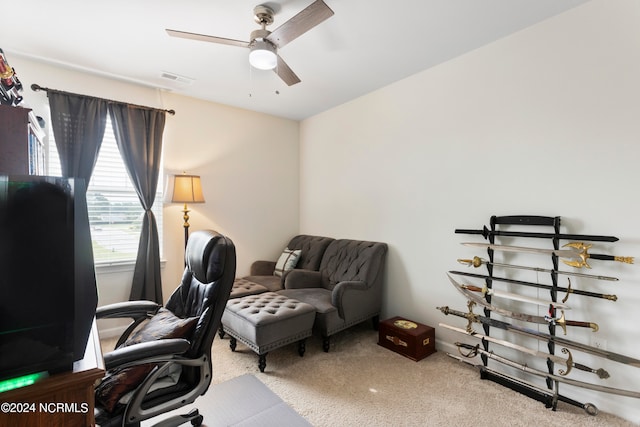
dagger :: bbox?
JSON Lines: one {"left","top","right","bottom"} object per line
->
{"left": 462, "top": 241, "right": 634, "bottom": 268}
{"left": 446, "top": 274, "right": 596, "bottom": 334}
{"left": 459, "top": 283, "right": 571, "bottom": 310}
{"left": 449, "top": 270, "right": 618, "bottom": 302}
{"left": 436, "top": 304, "right": 640, "bottom": 368}
{"left": 440, "top": 322, "right": 609, "bottom": 379}
{"left": 455, "top": 225, "right": 619, "bottom": 242}
{"left": 454, "top": 342, "right": 640, "bottom": 399}
{"left": 457, "top": 256, "right": 618, "bottom": 281}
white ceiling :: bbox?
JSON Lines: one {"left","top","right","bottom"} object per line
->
{"left": 3, "top": 0, "right": 588, "bottom": 121}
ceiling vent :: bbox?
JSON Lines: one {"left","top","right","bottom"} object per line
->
{"left": 160, "top": 72, "right": 194, "bottom": 85}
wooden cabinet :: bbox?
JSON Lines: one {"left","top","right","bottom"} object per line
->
{"left": 0, "top": 104, "right": 45, "bottom": 175}
{"left": 0, "top": 322, "right": 104, "bottom": 427}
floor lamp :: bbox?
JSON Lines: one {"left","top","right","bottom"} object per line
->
{"left": 171, "top": 174, "right": 205, "bottom": 249}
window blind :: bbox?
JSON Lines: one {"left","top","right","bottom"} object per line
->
{"left": 48, "top": 116, "right": 163, "bottom": 264}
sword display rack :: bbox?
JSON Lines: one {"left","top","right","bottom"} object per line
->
{"left": 478, "top": 216, "right": 562, "bottom": 406}
{"left": 444, "top": 214, "right": 638, "bottom": 415}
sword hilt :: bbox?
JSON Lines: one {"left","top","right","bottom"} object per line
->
{"left": 557, "top": 348, "right": 573, "bottom": 377}
{"left": 563, "top": 242, "right": 634, "bottom": 267}
{"left": 461, "top": 284, "right": 485, "bottom": 294}
{"left": 457, "top": 256, "right": 484, "bottom": 268}
{"left": 455, "top": 342, "right": 479, "bottom": 358}
{"left": 565, "top": 320, "right": 599, "bottom": 332}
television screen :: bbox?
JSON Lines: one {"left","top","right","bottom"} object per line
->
{"left": 0, "top": 175, "right": 97, "bottom": 381}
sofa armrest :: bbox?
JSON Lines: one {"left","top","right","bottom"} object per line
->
{"left": 250, "top": 260, "right": 276, "bottom": 276}
{"left": 284, "top": 270, "right": 322, "bottom": 289}
{"left": 331, "top": 280, "right": 368, "bottom": 319}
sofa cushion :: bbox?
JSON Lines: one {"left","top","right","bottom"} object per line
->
{"left": 244, "top": 275, "right": 284, "bottom": 292}
{"left": 278, "top": 288, "right": 335, "bottom": 314}
{"left": 287, "top": 235, "right": 334, "bottom": 271}
{"left": 273, "top": 248, "right": 301, "bottom": 277}
{"left": 319, "top": 240, "right": 387, "bottom": 290}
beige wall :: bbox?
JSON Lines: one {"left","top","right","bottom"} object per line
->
{"left": 160, "top": 92, "right": 300, "bottom": 298}
{"left": 299, "top": 0, "right": 640, "bottom": 422}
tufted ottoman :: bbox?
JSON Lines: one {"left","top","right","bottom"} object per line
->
{"left": 221, "top": 292, "right": 316, "bottom": 372}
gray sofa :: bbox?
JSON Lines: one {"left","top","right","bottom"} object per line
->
{"left": 226, "top": 235, "right": 388, "bottom": 353}
{"left": 279, "top": 239, "right": 388, "bottom": 351}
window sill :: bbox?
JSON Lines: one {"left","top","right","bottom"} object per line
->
{"left": 95, "top": 259, "right": 167, "bottom": 274}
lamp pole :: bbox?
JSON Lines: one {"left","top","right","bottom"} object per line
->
{"left": 181, "top": 202, "right": 190, "bottom": 249}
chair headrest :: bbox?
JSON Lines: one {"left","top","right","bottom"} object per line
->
{"left": 185, "top": 230, "right": 226, "bottom": 283}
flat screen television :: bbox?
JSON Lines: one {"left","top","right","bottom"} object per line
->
{"left": 0, "top": 175, "right": 98, "bottom": 382}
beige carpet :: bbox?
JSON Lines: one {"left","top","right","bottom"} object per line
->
{"left": 101, "top": 323, "right": 636, "bottom": 426}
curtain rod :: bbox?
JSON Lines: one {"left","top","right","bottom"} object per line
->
{"left": 30, "top": 83, "right": 175, "bottom": 115}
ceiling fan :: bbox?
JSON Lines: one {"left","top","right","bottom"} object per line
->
{"left": 166, "top": 1, "right": 334, "bottom": 86}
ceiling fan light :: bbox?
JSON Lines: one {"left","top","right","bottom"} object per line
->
{"left": 249, "top": 40, "right": 277, "bottom": 70}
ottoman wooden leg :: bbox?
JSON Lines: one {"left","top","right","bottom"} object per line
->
{"left": 229, "top": 337, "right": 237, "bottom": 352}
{"left": 322, "top": 336, "right": 330, "bottom": 353}
{"left": 297, "top": 339, "right": 307, "bottom": 357}
{"left": 258, "top": 353, "right": 268, "bottom": 372}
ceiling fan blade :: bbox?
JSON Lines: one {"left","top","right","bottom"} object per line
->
{"left": 166, "top": 29, "right": 249, "bottom": 48}
{"left": 274, "top": 55, "right": 301, "bottom": 86}
{"left": 266, "top": 0, "right": 334, "bottom": 49}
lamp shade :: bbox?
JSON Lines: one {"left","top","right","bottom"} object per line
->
{"left": 171, "top": 175, "right": 205, "bottom": 204}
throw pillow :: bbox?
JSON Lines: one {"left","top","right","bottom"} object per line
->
{"left": 95, "top": 308, "right": 199, "bottom": 412}
{"left": 273, "top": 248, "right": 301, "bottom": 277}
{"left": 122, "top": 307, "right": 199, "bottom": 347}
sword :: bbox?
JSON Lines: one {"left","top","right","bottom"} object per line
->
{"left": 455, "top": 342, "right": 640, "bottom": 399}
{"left": 436, "top": 304, "right": 640, "bottom": 368}
{"left": 440, "top": 323, "right": 609, "bottom": 379}
{"left": 447, "top": 274, "right": 597, "bottom": 334}
{"left": 459, "top": 283, "right": 571, "bottom": 310}
{"left": 462, "top": 242, "right": 634, "bottom": 268}
{"left": 449, "top": 270, "right": 618, "bottom": 302}
{"left": 455, "top": 225, "right": 619, "bottom": 242}
{"left": 447, "top": 355, "right": 599, "bottom": 416}
{"left": 458, "top": 256, "right": 619, "bottom": 281}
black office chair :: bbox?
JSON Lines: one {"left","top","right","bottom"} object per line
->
{"left": 94, "top": 230, "right": 236, "bottom": 427}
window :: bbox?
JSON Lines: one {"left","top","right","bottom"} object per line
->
{"left": 48, "top": 116, "right": 163, "bottom": 265}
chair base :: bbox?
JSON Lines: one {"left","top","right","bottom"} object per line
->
{"left": 151, "top": 408, "right": 203, "bottom": 427}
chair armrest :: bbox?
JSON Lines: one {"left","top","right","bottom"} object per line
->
{"left": 96, "top": 300, "right": 161, "bottom": 320}
{"left": 250, "top": 260, "right": 276, "bottom": 276}
{"left": 284, "top": 270, "right": 322, "bottom": 289}
{"left": 103, "top": 338, "right": 191, "bottom": 371}
{"left": 331, "top": 280, "right": 368, "bottom": 319}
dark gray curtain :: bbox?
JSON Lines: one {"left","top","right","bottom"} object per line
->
{"left": 47, "top": 91, "right": 108, "bottom": 181}
{"left": 108, "top": 104, "right": 166, "bottom": 303}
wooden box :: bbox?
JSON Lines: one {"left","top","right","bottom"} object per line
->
{"left": 378, "top": 316, "right": 436, "bottom": 361}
